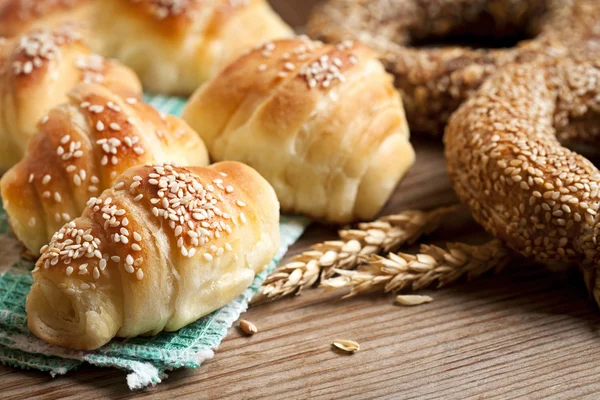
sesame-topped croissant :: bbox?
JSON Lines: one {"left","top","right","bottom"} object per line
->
{"left": 88, "top": 0, "right": 294, "bottom": 95}
{"left": 183, "top": 37, "right": 415, "bottom": 223}
{"left": 0, "top": 0, "right": 94, "bottom": 38}
{"left": 0, "top": 83, "right": 209, "bottom": 256}
{"left": 0, "top": 0, "right": 293, "bottom": 95}
{"left": 26, "top": 162, "right": 280, "bottom": 350}
{"left": 0, "top": 25, "right": 142, "bottom": 172}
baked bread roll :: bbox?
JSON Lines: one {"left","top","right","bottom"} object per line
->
{"left": 0, "top": 0, "right": 93, "bottom": 38}
{"left": 183, "top": 37, "right": 415, "bottom": 223}
{"left": 1, "top": 83, "right": 209, "bottom": 256}
{"left": 89, "top": 0, "right": 293, "bottom": 95}
{"left": 27, "top": 161, "right": 280, "bottom": 350}
{"left": 0, "top": 26, "right": 142, "bottom": 172}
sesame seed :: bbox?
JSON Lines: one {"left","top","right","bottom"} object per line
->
{"left": 136, "top": 269, "right": 144, "bottom": 280}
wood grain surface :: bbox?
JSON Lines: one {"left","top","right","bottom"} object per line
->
{"left": 3, "top": 137, "right": 600, "bottom": 400}
{"left": 3, "top": 2, "right": 600, "bottom": 399}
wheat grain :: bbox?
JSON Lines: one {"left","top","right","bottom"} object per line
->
{"left": 395, "top": 294, "right": 433, "bottom": 306}
{"left": 239, "top": 319, "right": 258, "bottom": 335}
{"left": 254, "top": 205, "right": 459, "bottom": 303}
{"left": 321, "top": 240, "right": 510, "bottom": 298}
{"left": 332, "top": 339, "right": 360, "bottom": 353}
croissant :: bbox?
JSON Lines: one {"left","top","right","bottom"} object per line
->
{"left": 183, "top": 37, "right": 415, "bottom": 223}
{"left": 0, "top": 83, "right": 209, "bottom": 256}
{"left": 0, "top": 26, "right": 142, "bottom": 172}
{"left": 26, "top": 161, "right": 280, "bottom": 350}
{"left": 0, "top": 0, "right": 93, "bottom": 38}
{"left": 88, "top": 0, "right": 293, "bottom": 95}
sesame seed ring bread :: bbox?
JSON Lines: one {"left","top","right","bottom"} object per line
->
{"left": 444, "top": 39, "right": 600, "bottom": 304}
{"left": 308, "top": 0, "right": 600, "bottom": 137}
{"left": 183, "top": 37, "right": 415, "bottom": 224}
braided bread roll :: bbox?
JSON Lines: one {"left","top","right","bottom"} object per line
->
{"left": 27, "top": 162, "right": 279, "bottom": 350}
{"left": 89, "top": 0, "right": 293, "bottom": 95}
{"left": 1, "top": 83, "right": 209, "bottom": 256}
{"left": 0, "top": 26, "right": 141, "bottom": 172}
{"left": 183, "top": 37, "right": 415, "bottom": 223}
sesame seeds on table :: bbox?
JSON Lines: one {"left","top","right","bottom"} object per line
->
{"left": 36, "top": 164, "right": 247, "bottom": 288}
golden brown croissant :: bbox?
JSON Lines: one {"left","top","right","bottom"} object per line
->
{"left": 1, "top": 1, "right": 292, "bottom": 94}
{"left": 1, "top": 83, "right": 209, "bottom": 256}
{"left": 183, "top": 37, "right": 415, "bottom": 223}
{"left": 88, "top": 0, "right": 293, "bottom": 95}
{"left": 26, "top": 161, "right": 280, "bottom": 350}
{"left": 0, "top": 26, "right": 142, "bottom": 172}
{"left": 0, "top": 0, "right": 93, "bottom": 38}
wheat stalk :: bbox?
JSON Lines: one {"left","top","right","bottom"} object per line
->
{"left": 320, "top": 240, "right": 510, "bottom": 298}
{"left": 254, "top": 205, "right": 459, "bottom": 303}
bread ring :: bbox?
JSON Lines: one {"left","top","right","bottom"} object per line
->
{"left": 444, "top": 41, "right": 600, "bottom": 303}
{"left": 308, "top": 0, "right": 599, "bottom": 136}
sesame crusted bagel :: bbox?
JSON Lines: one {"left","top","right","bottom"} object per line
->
{"left": 308, "top": 0, "right": 600, "bottom": 136}
{"left": 26, "top": 162, "right": 280, "bottom": 350}
{"left": 183, "top": 37, "right": 415, "bottom": 224}
{"left": 444, "top": 41, "right": 600, "bottom": 303}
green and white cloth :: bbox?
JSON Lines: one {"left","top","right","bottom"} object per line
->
{"left": 0, "top": 95, "right": 309, "bottom": 389}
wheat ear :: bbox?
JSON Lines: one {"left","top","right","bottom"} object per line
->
{"left": 254, "top": 205, "right": 459, "bottom": 303}
{"left": 320, "top": 240, "right": 510, "bottom": 298}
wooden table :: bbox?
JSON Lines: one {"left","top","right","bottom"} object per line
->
{"left": 4, "top": 2, "right": 600, "bottom": 399}
{"left": 4, "top": 137, "right": 600, "bottom": 399}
